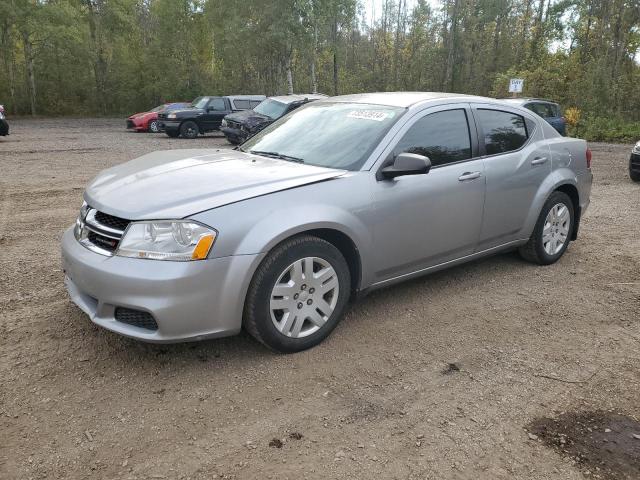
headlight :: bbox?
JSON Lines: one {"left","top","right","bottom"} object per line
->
{"left": 74, "top": 201, "right": 89, "bottom": 239}
{"left": 167, "top": 113, "right": 177, "bottom": 119}
{"left": 221, "top": 119, "right": 227, "bottom": 127}
{"left": 116, "top": 221, "right": 217, "bottom": 261}
{"left": 0, "top": 111, "right": 4, "bottom": 120}
{"left": 633, "top": 142, "right": 640, "bottom": 154}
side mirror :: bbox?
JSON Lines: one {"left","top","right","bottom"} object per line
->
{"left": 378, "top": 153, "right": 431, "bottom": 180}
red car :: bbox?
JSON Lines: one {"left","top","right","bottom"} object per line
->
{"left": 126, "top": 103, "right": 189, "bottom": 133}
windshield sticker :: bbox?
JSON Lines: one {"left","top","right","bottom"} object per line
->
{"left": 347, "top": 110, "right": 392, "bottom": 121}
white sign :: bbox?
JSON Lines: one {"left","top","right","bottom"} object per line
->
{"left": 509, "top": 78, "right": 524, "bottom": 93}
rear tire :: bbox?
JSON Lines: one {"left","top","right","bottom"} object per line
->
{"left": 243, "top": 235, "right": 351, "bottom": 353}
{"left": 180, "top": 121, "right": 199, "bottom": 139}
{"left": 519, "top": 191, "right": 574, "bottom": 265}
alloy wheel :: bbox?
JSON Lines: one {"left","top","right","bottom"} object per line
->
{"left": 542, "top": 203, "right": 570, "bottom": 255}
{"left": 269, "top": 257, "right": 339, "bottom": 338}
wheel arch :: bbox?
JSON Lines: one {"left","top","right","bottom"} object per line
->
{"left": 554, "top": 183, "right": 580, "bottom": 240}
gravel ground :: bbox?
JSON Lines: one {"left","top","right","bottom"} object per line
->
{"left": 1, "top": 118, "right": 639, "bottom": 480}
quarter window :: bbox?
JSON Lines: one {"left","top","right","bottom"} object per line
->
{"left": 477, "top": 109, "right": 528, "bottom": 155}
{"left": 393, "top": 109, "right": 472, "bottom": 167}
{"left": 233, "top": 99, "right": 250, "bottom": 109}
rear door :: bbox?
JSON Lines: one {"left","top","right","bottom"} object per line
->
{"left": 472, "top": 104, "right": 551, "bottom": 250}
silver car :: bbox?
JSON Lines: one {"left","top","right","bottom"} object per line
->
{"left": 62, "top": 92, "right": 593, "bottom": 352}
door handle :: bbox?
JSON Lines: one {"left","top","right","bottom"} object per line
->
{"left": 531, "top": 157, "right": 548, "bottom": 165}
{"left": 458, "top": 171, "right": 482, "bottom": 181}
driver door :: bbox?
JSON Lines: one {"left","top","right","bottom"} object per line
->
{"left": 203, "top": 97, "right": 229, "bottom": 130}
{"left": 371, "top": 106, "right": 486, "bottom": 282}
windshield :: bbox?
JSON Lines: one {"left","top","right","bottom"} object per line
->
{"left": 242, "top": 102, "right": 404, "bottom": 170}
{"left": 254, "top": 99, "right": 289, "bottom": 119}
{"left": 191, "top": 97, "right": 209, "bottom": 109}
{"left": 150, "top": 105, "right": 166, "bottom": 113}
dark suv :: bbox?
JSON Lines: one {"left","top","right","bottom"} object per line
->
{"left": 0, "top": 104, "right": 8, "bottom": 136}
{"left": 221, "top": 94, "right": 327, "bottom": 144}
{"left": 502, "top": 98, "right": 566, "bottom": 135}
{"left": 159, "top": 95, "right": 265, "bottom": 139}
{"left": 630, "top": 141, "right": 640, "bottom": 182}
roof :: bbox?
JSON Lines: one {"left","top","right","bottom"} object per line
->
{"left": 501, "top": 98, "right": 559, "bottom": 105}
{"left": 322, "top": 91, "right": 486, "bottom": 108}
{"left": 269, "top": 93, "right": 329, "bottom": 104}
{"left": 225, "top": 95, "right": 267, "bottom": 101}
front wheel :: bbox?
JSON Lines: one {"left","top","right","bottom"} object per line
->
{"left": 519, "top": 191, "right": 574, "bottom": 265}
{"left": 180, "top": 121, "right": 199, "bottom": 139}
{"left": 148, "top": 120, "right": 160, "bottom": 133}
{"left": 243, "top": 236, "right": 351, "bottom": 353}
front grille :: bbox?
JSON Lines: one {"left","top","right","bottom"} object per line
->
{"left": 88, "top": 231, "right": 119, "bottom": 252}
{"left": 126, "top": 120, "right": 135, "bottom": 129}
{"left": 78, "top": 208, "right": 131, "bottom": 256}
{"left": 94, "top": 211, "right": 130, "bottom": 231}
{"left": 157, "top": 113, "right": 167, "bottom": 120}
{"left": 114, "top": 307, "right": 158, "bottom": 330}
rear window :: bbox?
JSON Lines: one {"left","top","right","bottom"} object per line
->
{"left": 477, "top": 109, "right": 528, "bottom": 155}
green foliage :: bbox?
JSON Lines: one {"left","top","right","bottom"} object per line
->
{"left": 573, "top": 117, "right": 640, "bottom": 144}
{"left": 0, "top": 0, "right": 639, "bottom": 145}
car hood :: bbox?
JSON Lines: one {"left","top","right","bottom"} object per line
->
{"left": 84, "top": 149, "right": 346, "bottom": 220}
{"left": 128, "top": 112, "right": 149, "bottom": 119}
{"left": 165, "top": 107, "right": 203, "bottom": 117}
{"left": 226, "top": 110, "right": 271, "bottom": 126}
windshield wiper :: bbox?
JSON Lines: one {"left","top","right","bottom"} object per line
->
{"left": 249, "top": 150, "right": 305, "bottom": 163}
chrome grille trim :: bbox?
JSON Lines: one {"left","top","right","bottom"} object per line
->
{"left": 75, "top": 207, "right": 130, "bottom": 257}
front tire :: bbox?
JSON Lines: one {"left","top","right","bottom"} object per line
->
{"left": 243, "top": 235, "right": 351, "bottom": 353}
{"left": 180, "top": 121, "right": 199, "bottom": 139}
{"left": 148, "top": 120, "right": 160, "bottom": 133}
{"left": 519, "top": 191, "right": 574, "bottom": 265}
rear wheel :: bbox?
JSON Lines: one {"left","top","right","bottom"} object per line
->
{"left": 519, "top": 191, "right": 574, "bottom": 265}
{"left": 180, "top": 121, "right": 199, "bottom": 139}
{"left": 148, "top": 119, "right": 159, "bottom": 133}
{"left": 244, "top": 236, "right": 351, "bottom": 353}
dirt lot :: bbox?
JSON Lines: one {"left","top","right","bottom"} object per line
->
{"left": 1, "top": 118, "right": 639, "bottom": 480}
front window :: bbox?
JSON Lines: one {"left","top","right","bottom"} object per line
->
{"left": 150, "top": 105, "right": 166, "bottom": 113}
{"left": 191, "top": 97, "right": 209, "bottom": 109}
{"left": 254, "top": 99, "right": 289, "bottom": 119}
{"left": 393, "top": 109, "right": 472, "bottom": 167}
{"left": 242, "top": 102, "right": 404, "bottom": 170}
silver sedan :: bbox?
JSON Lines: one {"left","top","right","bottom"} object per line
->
{"left": 62, "top": 92, "right": 593, "bottom": 352}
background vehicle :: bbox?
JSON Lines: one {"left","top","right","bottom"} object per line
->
{"left": 502, "top": 98, "right": 566, "bottom": 135}
{"left": 126, "top": 103, "right": 189, "bottom": 133}
{"left": 221, "top": 94, "right": 327, "bottom": 144}
{"left": 630, "top": 141, "right": 640, "bottom": 181}
{"left": 0, "top": 104, "right": 8, "bottom": 136}
{"left": 159, "top": 95, "right": 265, "bottom": 139}
{"left": 63, "top": 93, "right": 592, "bottom": 353}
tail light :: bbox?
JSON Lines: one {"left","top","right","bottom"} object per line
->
{"left": 586, "top": 148, "right": 592, "bottom": 169}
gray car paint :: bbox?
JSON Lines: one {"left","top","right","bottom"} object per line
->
{"left": 62, "top": 92, "right": 592, "bottom": 343}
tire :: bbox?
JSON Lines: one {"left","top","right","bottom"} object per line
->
{"left": 243, "top": 235, "right": 351, "bottom": 353}
{"left": 519, "top": 191, "right": 574, "bottom": 265}
{"left": 180, "top": 121, "right": 199, "bottom": 139}
{"left": 148, "top": 120, "right": 159, "bottom": 133}
{"left": 630, "top": 169, "right": 640, "bottom": 182}
{"left": 165, "top": 129, "right": 179, "bottom": 138}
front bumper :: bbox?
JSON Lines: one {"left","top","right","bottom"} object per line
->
{"left": 0, "top": 119, "right": 9, "bottom": 136}
{"left": 630, "top": 152, "right": 640, "bottom": 173}
{"left": 221, "top": 126, "right": 247, "bottom": 143}
{"left": 61, "top": 228, "right": 263, "bottom": 343}
{"left": 161, "top": 120, "right": 181, "bottom": 131}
